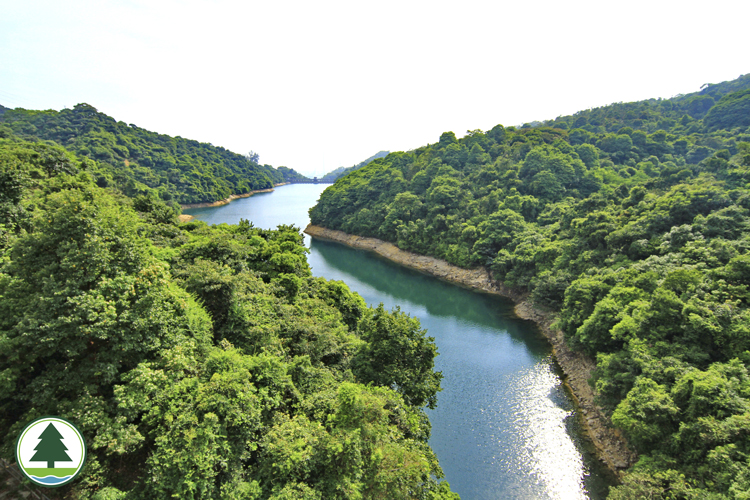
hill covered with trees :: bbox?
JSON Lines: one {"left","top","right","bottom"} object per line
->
{"left": 0, "top": 130, "right": 456, "bottom": 499}
{"left": 0, "top": 103, "right": 308, "bottom": 204}
{"left": 310, "top": 74, "right": 750, "bottom": 498}
{"left": 320, "top": 151, "right": 390, "bottom": 183}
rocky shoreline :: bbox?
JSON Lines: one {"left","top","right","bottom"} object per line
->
{"left": 304, "top": 224, "right": 636, "bottom": 477}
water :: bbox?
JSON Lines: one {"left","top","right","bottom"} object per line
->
{"left": 184, "top": 184, "right": 615, "bottom": 499}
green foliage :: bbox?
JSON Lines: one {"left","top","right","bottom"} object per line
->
{"left": 309, "top": 73, "right": 750, "bottom": 498}
{"left": 611, "top": 378, "right": 679, "bottom": 449}
{"left": 705, "top": 88, "right": 750, "bottom": 130}
{"left": 320, "top": 151, "right": 390, "bottom": 183}
{"left": 0, "top": 103, "right": 305, "bottom": 204}
{"left": 0, "top": 133, "right": 453, "bottom": 498}
{"left": 353, "top": 305, "right": 443, "bottom": 409}
{"left": 276, "top": 166, "right": 310, "bottom": 183}
{"left": 256, "top": 383, "right": 450, "bottom": 499}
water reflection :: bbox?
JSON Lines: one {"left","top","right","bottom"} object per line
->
{"left": 309, "top": 239, "right": 543, "bottom": 344}
{"left": 309, "top": 236, "right": 611, "bottom": 499}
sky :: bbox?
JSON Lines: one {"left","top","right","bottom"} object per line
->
{"left": 1, "top": 0, "right": 747, "bottom": 177}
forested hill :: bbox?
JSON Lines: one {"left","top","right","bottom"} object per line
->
{"left": 310, "top": 73, "right": 750, "bottom": 497}
{"left": 0, "top": 129, "right": 457, "bottom": 498}
{"left": 543, "top": 73, "right": 750, "bottom": 135}
{"left": 0, "top": 103, "right": 309, "bottom": 204}
{"left": 320, "top": 150, "right": 390, "bottom": 182}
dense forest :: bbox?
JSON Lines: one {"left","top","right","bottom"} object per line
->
{"left": 0, "top": 129, "right": 457, "bottom": 499}
{"left": 310, "top": 74, "right": 750, "bottom": 498}
{"left": 0, "top": 103, "right": 309, "bottom": 204}
{"left": 320, "top": 151, "right": 390, "bottom": 183}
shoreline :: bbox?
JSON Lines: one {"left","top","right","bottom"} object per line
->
{"left": 304, "top": 224, "right": 636, "bottom": 476}
{"left": 179, "top": 183, "right": 290, "bottom": 210}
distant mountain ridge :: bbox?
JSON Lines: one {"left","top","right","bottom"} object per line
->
{"left": 0, "top": 103, "right": 309, "bottom": 204}
{"left": 321, "top": 150, "right": 390, "bottom": 182}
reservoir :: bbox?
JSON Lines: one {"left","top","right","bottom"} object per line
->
{"left": 184, "top": 183, "right": 614, "bottom": 499}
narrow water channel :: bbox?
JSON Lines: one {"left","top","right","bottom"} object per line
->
{"left": 184, "top": 183, "right": 615, "bottom": 499}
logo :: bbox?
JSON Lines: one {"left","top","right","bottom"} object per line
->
{"left": 15, "top": 416, "right": 87, "bottom": 487}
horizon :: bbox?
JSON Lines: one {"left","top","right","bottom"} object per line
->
{"left": 2, "top": 70, "right": 744, "bottom": 179}
{"left": 2, "top": 0, "right": 747, "bottom": 177}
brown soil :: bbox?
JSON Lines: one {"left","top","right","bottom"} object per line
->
{"left": 304, "top": 224, "right": 637, "bottom": 476}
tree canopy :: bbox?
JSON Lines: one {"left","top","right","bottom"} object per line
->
{"left": 0, "top": 104, "right": 309, "bottom": 204}
{"left": 0, "top": 130, "right": 455, "bottom": 499}
{"left": 320, "top": 151, "right": 390, "bottom": 183}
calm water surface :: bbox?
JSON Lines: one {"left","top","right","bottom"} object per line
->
{"left": 184, "top": 184, "right": 615, "bottom": 499}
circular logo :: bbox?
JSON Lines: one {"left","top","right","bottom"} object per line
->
{"left": 15, "top": 416, "right": 87, "bottom": 488}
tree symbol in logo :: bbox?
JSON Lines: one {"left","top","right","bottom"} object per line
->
{"left": 30, "top": 423, "right": 71, "bottom": 468}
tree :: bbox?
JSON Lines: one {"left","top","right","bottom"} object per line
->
{"left": 246, "top": 150, "right": 260, "bottom": 163}
{"left": 31, "top": 423, "right": 71, "bottom": 468}
{"left": 353, "top": 305, "right": 442, "bottom": 409}
{"left": 704, "top": 88, "right": 750, "bottom": 129}
{"left": 739, "top": 142, "right": 750, "bottom": 166}
{"left": 611, "top": 378, "right": 679, "bottom": 450}
{"left": 438, "top": 131, "right": 457, "bottom": 147}
{"left": 575, "top": 143, "right": 599, "bottom": 168}
{"left": 0, "top": 186, "right": 213, "bottom": 424}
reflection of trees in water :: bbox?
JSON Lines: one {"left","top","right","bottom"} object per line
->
{"left": 311, "top": 239, "right": 549, "bottom": 354}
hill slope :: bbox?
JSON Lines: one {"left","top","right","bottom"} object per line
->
{"left": 0, "top": 103, "right": 308, "bottom": 204}
{"left": 310, "top": 73, "right": 750, "bottom": 498}
{"left": 320, "top": 150, "right": 390, "bottom": 182}
{"left": 0, "top": 129, "right": 456, "bottom": 499}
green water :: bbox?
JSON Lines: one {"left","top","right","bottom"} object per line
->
{"left": 184, "top": 184, "right": 615, "bottom": 499}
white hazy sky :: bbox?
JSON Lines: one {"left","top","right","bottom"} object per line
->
{"left": 1, "top": 0, "right": 747, "bottom": 177}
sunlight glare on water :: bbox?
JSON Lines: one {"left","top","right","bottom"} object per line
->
{"left": 510, "top": 360, "right": 588, "bottom": 499}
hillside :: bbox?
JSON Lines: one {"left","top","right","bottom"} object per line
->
{"left": 320, "top": 150, "right": 390, "bottom": 182}
{"left": 0, "top": 129, "right": 456, "bottom": 498}
{"left": 310, "top": 73, "right": 750, "bottom": 498}
{"left": 0, "top": 103, "right": 308, "bottom": 204}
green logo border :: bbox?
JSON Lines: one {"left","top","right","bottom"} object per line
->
{"left": 15, "top": 416, "right": 87, "bottom": 488}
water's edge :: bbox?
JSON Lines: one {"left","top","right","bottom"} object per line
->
{"left": 179, "top": 183, "right": 289, "bottom": 210}
{"left": 304, "top": 224, "right": 637, "bottom": 477}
